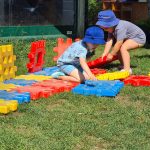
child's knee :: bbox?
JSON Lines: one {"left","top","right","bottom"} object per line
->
{"left": 77, "top": 76, "right": 85, "bottom": 83}
{"left": 120, "top": 45, "right": 128, "bottom": 52}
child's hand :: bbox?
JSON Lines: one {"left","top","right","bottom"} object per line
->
{"left": 107, "top": 53, "right": 113, "bottom": 61}
{"left": 89, "top": 73, "right": 97, "bottom": 81}
{"left": 102, "top": 52, "right": 107, "bottom": 59}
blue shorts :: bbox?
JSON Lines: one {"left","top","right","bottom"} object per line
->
{"left": 59, "top": 65, "right": 83, "bottom": 75}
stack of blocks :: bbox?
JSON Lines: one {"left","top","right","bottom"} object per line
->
{"left": 0, "top": 45, "right": 17, "bottom": 82}
{"left": 72, "top": 80, "right": 124, "bottom": 97}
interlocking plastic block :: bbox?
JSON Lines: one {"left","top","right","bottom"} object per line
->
{"left": 0, "top": 45, "right": 17, "bottom": 81}
{"left": 15, "top": 86, "right": 55, "bottom": 100}
{"left": 33, "top": 79, "right": 79, "bottom": 92}
{"left": 123, "top": 75, "right": 150, "bottom": 86}
{"left": 0, "top": 91, "right": 30, "bottom": 104}
{"left": 72, "top": 80, "right": 124, "bottom": 97}
{"left": 0, "top": 99, "right": 18, "bottom": 114}
{"left": 33, "top": 66, "right": 60, "bottom": 76}
{"left": 4, "top": 79, "right": 37, "bottom": 86}
{"left": 0, "top": 83, "right": 17, "bottom": 91}
{"left": 15, "top": 75, "right": 52, "bottom": 81}
{"left": 87, "top": 55, "right": 118, "bottom": 69}
{"left": 27, "top": 40, "right": 46, "bottom": 73}
{"left": 96, "top": 71, "right": 130, "bottom": 80}
{"left": 53, "top": 38, "right": 73, "bottom": 61}
{"left": 90, "top": 68, "right": 107, "bottom": 75}
{"left": 15, "top": 79, "right": 78, "bottom": 100}
{"left": 53, "top": 38, "right": 80, "bottom": 61}
{"left": 148, "top": 73, "right": 150, "bottom": 76}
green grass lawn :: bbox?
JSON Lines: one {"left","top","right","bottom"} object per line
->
{"left": 0, "top": 39, "right": 150, "bottom": 150}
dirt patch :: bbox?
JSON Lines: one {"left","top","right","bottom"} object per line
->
{"left": 116, "top": 95, "right": 132, "bottom": 107}
{"left": 47, "top": 99, "right": 66, "bottom": 111}
{"left": 116, "top": 95, "right": 147, "bottom": 110}
{"left": 15, "top": 125, "right": 40, "bottom": 137}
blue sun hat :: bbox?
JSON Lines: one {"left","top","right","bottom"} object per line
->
{"left": 96, "top": 10, "right": 120, "bottom": 28}
{"left": 83, "top": 26, "right": 105, "bottom": 44}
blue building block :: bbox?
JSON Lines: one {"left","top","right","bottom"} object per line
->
{"left": 0, "top": 90, "right": 30, "bottom": 104}
{"left": 33, "top": 66, "right": 60, "bottom": 76}
{"left": 4, "top": 79, "right": 37, "bottom": 86}
{"left": 72, "top": 80, "right": 124, "bottom": 97}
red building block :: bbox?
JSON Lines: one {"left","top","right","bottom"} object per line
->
{"left": 33, "top": 79, "right": 78, "bottom": 92}
{"left": 14, "top": 79, "right": 78, "bottom": 100}
{"left": 15, "top": 86, "right": 55, "bottom": 100}
{"left": 123, "top": 75, "right": 150, "bottom": 86}
{"left": 27, "top": 40, "right": 46, "bottom": 73}
{"left": 90, "top": 68, "right": 107, "bottom": 75}
{"left": 87, "top": 56, "right": 118, "bottom": 69}
{"left": 53, "top": 38, "right": 81, "bottom": 61}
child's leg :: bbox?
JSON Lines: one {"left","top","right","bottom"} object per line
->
{"left": 119, "top": 39, "right": 140, "bottom": 70}
{"left": 59, "top": 65, "right": 87, "bottom": 83}
{"left": 117, "top": 51, "right": 124, "bottom": 67}
{"left": 59, "top": 69, "right": 85, "bottom": 83}
{"left": 59, "top": 75, "right": 82, "bottom": 82}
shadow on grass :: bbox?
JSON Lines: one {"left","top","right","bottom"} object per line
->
{"left": 101, "top": 63, "right": 137, "bottom": 70}
{"left": 134, "top": 54, "right": 150, "bottom": 59}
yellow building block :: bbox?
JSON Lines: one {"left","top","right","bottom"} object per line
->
{"left": 0, "top": 45, "right": 17, "bottom": 82}
{"left": 0, "top": 83, "right": 17, "bottom": 91}
{"left": 3, "top": 100, "right": 18, "bottom": 111}
{"left": 0, "top": 104, "right": 10, "bottom": 114}
{"left": 15, "top": 75, "right": 52, "bottom": 81}
{"left": 97, "top": 71, "right": 130, "bottom": 80}
{"left": 148, "top": 73, "right": 150, "bottom": 76}
{"left": 0, "top": 99, "right": 18, "bottom": 114}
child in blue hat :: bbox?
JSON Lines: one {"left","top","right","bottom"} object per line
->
{"left": 52, "top": 26, "right": 105, "bottom": 83}
{"left": 96, "top": 10, "right": 146, "bottom": 74}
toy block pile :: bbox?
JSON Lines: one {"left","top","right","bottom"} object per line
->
{"left": 96, "top": 71, "right": 130, "bottom": 80}
{"left": 0, "top": 45, "right": 17, "bottom": 82}
{"left": 72, "top": 80, "right": 124, "bottom": 97}
{"left": 0, "top": 39, "right": 149, "bottom": 115}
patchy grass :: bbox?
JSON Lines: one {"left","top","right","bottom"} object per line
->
{"left": 0, "top": 39, "right": 150, "bottom": 150}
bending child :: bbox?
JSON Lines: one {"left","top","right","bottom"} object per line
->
{"left": 52, "top": 26, "right": 105, "bottom": 83}
{"left": 96, "top": 10, "right": 146, "bottom": 74}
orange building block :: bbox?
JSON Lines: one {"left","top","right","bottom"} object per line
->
{"left": 53, "top": 38, "right": 80, "bottom": 61}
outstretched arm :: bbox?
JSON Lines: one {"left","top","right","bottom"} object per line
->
{"left": 79, "top": 57, "right": 97, "bottom": 80}
{"left": 102, "top": 38, "right": 113, "bottom": 58}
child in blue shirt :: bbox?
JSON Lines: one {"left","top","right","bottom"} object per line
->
{"left": 52, "top": 26, "right": 105, "bottom": 83}
{"left": 96, "top": 10, "right": 146, "bottom": 74}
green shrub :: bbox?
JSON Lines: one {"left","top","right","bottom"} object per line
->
{"left": 88, "top": 0, "right": 102, "bottom": 25}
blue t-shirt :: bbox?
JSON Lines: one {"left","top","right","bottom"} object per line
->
{"left": 57, "top": 40, "right": 94, "bottom": 66}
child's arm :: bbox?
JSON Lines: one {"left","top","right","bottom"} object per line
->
{"left": 102, "top": 38, "right": 113, "bottom": 58}
{"left": 79, "top": 58, "right": 97, "bottom": 80}
{"left": 107, "top": 40, "right": 123, "bottom": 60}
